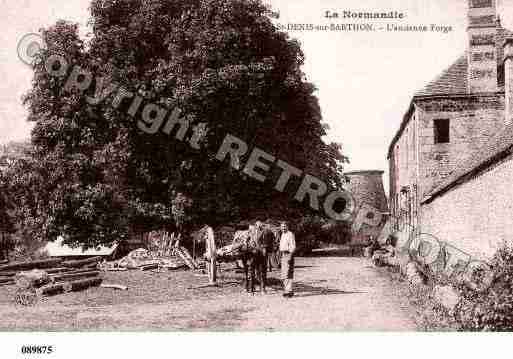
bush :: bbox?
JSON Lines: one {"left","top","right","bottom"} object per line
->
{"left": 455, "top": 245, "right": 513, "bottom": 331}
{"left": 293, "top": 216, "right": 351, "bottom": 254}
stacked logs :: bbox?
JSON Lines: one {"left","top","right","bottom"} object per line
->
{"left": 0, "top": 257, "right": 104, "bottom": 305}
{"left": 0, "top": 258, "right": 63, "bottom": 287}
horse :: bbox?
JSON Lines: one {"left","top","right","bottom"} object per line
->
{"left": 232, "top": 223, "right": 275, "bottom": 293}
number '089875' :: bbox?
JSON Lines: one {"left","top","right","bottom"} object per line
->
{"left": 21, "top": 345, "right": 54, "bottom": 355}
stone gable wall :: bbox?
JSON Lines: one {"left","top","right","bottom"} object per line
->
{"left": 415, "top": 95, "right": 504, "bottom": 197}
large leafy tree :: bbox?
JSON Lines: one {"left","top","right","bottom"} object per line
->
{"left": 22, "top": 0, "right": 348, "bottom": 248}
{"left": 0, "top": 169, "right": 16, "bottom": 259}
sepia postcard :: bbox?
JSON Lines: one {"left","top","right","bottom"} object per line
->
{"left": 1, "top": 0, "right": 512, "bottom": 357}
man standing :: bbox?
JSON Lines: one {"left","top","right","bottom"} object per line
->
{"left": 279, "top": 221, "right": 296, "bottom": 297}
{"left": 204, "top": 225, "right": 217, "bottom": 285}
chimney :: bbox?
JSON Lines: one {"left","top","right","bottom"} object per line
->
{"left": 467, "top": 0, "right": 498, "bottom": 93}
{"left": 504, "top": 38, "right": 513, "bottom": 124}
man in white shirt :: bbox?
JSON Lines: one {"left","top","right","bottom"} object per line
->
{"left": 204, "top": 225, "right": 217, "bottom": 284}
{"left": 279, "top": 221, "right": 296, "bottom": 297}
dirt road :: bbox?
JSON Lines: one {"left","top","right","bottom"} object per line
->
{"left": 0, "top": 257, "right": 418, "bottom": 331}
{"left": 236, "top": 256, "right": 417, "bottom": 331}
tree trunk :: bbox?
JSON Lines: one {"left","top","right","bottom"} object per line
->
{"left": 68, "top": 277, "right": 102, "bottom": 291}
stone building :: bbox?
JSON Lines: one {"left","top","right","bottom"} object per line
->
{"left": 388, "top": 0, "right": 513, "bottom": 259}
{"left": 345, "top": 170, "right": 388, "bottom": 241}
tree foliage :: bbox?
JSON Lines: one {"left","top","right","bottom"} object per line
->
{"left": 20, "top": 0, "right": 348, "bottom": 248}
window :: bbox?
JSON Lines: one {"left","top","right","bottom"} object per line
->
{"left": 434, "top": 119, "right": 450, "bottom": 144}
{"left": 470, "top": 0, "right": 492, "bottom": 8}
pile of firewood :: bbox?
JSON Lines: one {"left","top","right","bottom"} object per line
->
{"left": 101, "top": 231, "right": 200, "bottom": 272}
{"left": 150, "top": 231, "right": 200, "bottom": 270}
{"left": 0, "top": 257, "right": 103, "bottom": 306}
{"left": 145, "top": 231, "right": 177, "bottom": 257}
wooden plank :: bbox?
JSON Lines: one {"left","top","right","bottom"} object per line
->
{"left": 0, "top": 267, "right": 73, "bottom": 277}
{"left": 100, "top": 284, "right": 128, "bottom": 291}
{"left": 0, "top": 271, "right": 16, "bottom": 277}
{"left": 162, "top": 264, "right": 186, "bottom": 271}
{"left": 61, "top": 256, "right": 102, "bottom": 268}
{"left": 175, "top": 247, "right": 196, "bottom": 270}
{"left": 181, "top": 247, "right": 198, "bottom": 268}
{"left": 139, "top": 264, "right": 159, "bottom": 271}
{"left": 0, "top": 258, "right": 63, "bottom": 272}
{"left": 45, "top": 267, "right": 75, "bottom": 275}
{"left": 188, "top": 283, "right": 219, "bottom": 290}
{"left": 51, "top": 268, "right": 99, "bottom": 276}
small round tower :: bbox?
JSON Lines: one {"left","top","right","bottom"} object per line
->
{"left": 345, "top": 170, "right": 388, "bottom": 212}
{"left": 345, "top": 170, "right": 388, "bottom": 242}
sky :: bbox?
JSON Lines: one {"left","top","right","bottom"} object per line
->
{"left": 2, "top": 0, "right": 513, "bottom": 191}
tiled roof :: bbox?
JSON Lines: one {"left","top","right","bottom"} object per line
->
{"left": 387, "top": 26, "right": 513, "bottom": 159}
{"left": 414, "top": 27, "right": 513, "bottom": 97}
{"left": 414, "top": 55, "right": 468, "bottom": 97}
{"left": 422, "top": 121, "right": 513, "bottom": 203}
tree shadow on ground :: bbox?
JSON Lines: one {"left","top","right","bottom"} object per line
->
{"left": 264, "top": 278, "right": 364, "bottom": 298}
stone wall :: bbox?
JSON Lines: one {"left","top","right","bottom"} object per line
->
{"left": 416, "top": 95, "right": 504, "bottom": 197}
{"left": 420, "top": 152, "right": 513, "bottom": 259}
{"left": 389, "top": 95, "right": 505, "bottom": 236}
